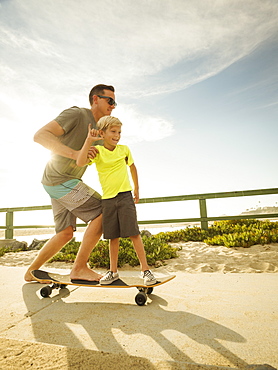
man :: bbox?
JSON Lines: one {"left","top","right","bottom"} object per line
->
{"left": 24, "top": 84, "right": 116, "bottom": 282}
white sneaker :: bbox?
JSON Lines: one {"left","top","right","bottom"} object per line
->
{"left": 142, "top": 270, "right": 156, "bottom": 286}
{"left": 100, "top": 271, "right": 119, "bottom": 285}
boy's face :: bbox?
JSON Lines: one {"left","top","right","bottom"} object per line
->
{"left": 101, "top": 125, "right": 121, "bottom": 150}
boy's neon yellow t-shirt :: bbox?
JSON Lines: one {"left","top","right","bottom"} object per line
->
{"left": 89, "top": 145, "right": 134, "bottom": 199}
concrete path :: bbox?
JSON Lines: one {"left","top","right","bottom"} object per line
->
{"left": 0, "top": 266, "right": 277, "bottom": 369}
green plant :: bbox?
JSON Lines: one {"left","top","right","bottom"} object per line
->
{"left": 204, "top": 220, "right": 278, "bottom": 248}
{"left": 47, "top": 234, "right": 178, "bottom": 268}
{"left": 147, "top": 219, "right": 278, "bottom": 248}
{"left": 88, "top": 235, "right": 179, "bottom": 269}
{"left": 0, "top": 247, "right": 10, "bottom": 257}
{"left": 0, "top": 243, "right": 28, "bottom": 257}
{"left": 49, "top": 238, "right": 80, "bottom": 263}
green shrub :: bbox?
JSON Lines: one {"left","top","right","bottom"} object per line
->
{"left": 0, "top": 243, "right": 28, "bottom": 257}
{"left": 147, "top": 219, "right": 278, "bottom": 248}
{"left": 204, "top": 220, "right": 278, "bottom": 247}
{"left": 0, "top": 247, "right": 10, "bottom": 257}
{"left": 209, "top": 228, "right": 278, "bottom": 248}
{"left": 88, "top": 235, "right": 179, "bottom": 269}
{"left": 49, "top": 238, "right": 80, "bottom": 263}
{"left": 156, "top": 226, "right": 213, "bottom": 243}
{"left": 48, "top": 235, "right": 179, "bottom": 268}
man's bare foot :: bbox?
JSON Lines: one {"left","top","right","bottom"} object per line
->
{"left": 24, "top": 268, "right": 38, "bottom": 282}
{"left": 70, "top": 265, "right": 103, "bottom": 281}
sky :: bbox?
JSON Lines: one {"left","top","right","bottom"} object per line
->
{"left": 1, "top": 0, "right": 278, "bottom": 226}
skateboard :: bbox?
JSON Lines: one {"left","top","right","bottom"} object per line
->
{"left": 31, "top": 270, "right": 176, "bottom": 306}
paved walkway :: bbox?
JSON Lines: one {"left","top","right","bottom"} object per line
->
{"left": 0, "top": 266, "right": 277, "bottom": 369}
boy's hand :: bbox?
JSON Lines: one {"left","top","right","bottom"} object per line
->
{"left": 133, "top": 189, "right": 139, "bottom": 204}
{"left": 87, "top": 124, "right": 101, "bottom": 141}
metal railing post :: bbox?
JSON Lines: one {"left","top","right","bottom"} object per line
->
{"left": 199, "top": 198, "right": 208, "bottom": 230}
{"left": 5, "top": 211, "right": 14, "bottom": 239}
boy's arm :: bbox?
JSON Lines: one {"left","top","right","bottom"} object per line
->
{"left": 129, "top": 163, "right": 139, "bottom": 203}
{"left": 76, "top": 139, "right": 93, "bottom": 166}
{"left": 76, "top": 125, "right": 101, "bottom": 167}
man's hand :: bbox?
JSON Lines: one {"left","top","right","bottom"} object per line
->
{"left": 87, "top": 146, "right": 99, "bottom": 159}
{"left": 86, "top": 124, "right": 101, "bottom": 159}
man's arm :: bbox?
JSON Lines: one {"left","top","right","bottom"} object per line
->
{"left": 129, "top": 163, "right": 139, "bottom": 203}
{"left": 34, "top": 120, "right": 79, "bottom": 160}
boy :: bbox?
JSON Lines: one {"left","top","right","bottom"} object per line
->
{"left": 76, "top": 116, "right": 156, "bottom": 285}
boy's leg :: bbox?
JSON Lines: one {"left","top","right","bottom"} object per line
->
{"left": 109, "top": 238, "right": 120, "bottom": 272}
{"left": 24, "top": 226, "right": 74, "bottom": 281}
{"left": 129, "top": 234, "right": 149, "bottom": 271}
{"left": 99, "top": 238, "right": 120, "bottom": 285}
{"left": 102, "top": 196, "right": 121, "bottom": 273}
{"left": 130, "top": 234, "right": 157, "bottom": 285}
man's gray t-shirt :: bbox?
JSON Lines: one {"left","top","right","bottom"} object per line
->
{"left": 41, "top": 106, "right": 103, "bottom": 186}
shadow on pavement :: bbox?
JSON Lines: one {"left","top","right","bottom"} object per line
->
{"left": 20, "top": 282, "right": 250, "bottom": 369}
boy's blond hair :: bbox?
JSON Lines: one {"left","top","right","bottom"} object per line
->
{"left": 97, "top": 116, "right": 122, "bottom": 131}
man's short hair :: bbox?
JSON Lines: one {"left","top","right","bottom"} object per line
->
{"left": 89, "top": 84, "right": 115, "bottom": 105}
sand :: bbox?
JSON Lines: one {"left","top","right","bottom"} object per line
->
{"left": 158, "top": 241, "right": 278, "bottom": 274}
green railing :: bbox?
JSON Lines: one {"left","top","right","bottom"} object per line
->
{"left": 1, "top": 188, "right": 278, "bottom": 240}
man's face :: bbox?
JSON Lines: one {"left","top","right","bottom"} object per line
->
{"left": 95, "top": 89, "right": 116, "bottom": 116}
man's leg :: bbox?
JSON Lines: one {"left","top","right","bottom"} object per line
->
{"left": 24, "top": 226, "right": 74, "bottom": 281}
{"left": 70, "top": 214, "right": 103, "bottom": 281}
{"left": 26, "top": 182, "right": 103, "bottom": 282}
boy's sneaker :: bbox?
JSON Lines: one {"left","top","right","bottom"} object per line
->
{"left": 142, "top": 270, "right": 156, "bottom": 286}
{"left": 100, "top": 271, "right": 119, "bottom": 285}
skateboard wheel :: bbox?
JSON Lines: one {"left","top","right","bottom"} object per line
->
{"left": 135, "top": 292, "right": 147, "bottom": 306}
{"left": 146, "top": 287, "right": 153, "bottom": 295}
{"left": 59, "top": 284, "right": 67, "bottom": 289}
{"left": 40, "top": 286, "right": 52, "bottom": 298}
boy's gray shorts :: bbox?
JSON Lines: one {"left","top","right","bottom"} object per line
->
{"left": 50, "top": 183, "right": 102, "bottom": 233}
{"left": 102, "top": 191, "right": 140, "bottom": 239}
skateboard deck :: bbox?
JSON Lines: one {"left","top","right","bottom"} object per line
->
{"left": 31, "top": 269, "right": 176, "bottom": 306}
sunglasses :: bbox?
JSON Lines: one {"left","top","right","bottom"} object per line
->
{"left": 97, "top": 95, "right": 117, "bottom": 106}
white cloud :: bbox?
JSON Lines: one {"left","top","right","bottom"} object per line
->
{"left": 0, "top": 27, "right": 62, "bottom": 58}
{"left": 114, "top": 105, "right": 175, "bottom": 143}
{"left": 256, "top": 100, "right": 278, "bottom": 110}
{"left": 1, "top": 0, "right": 277, "bottom": 98}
